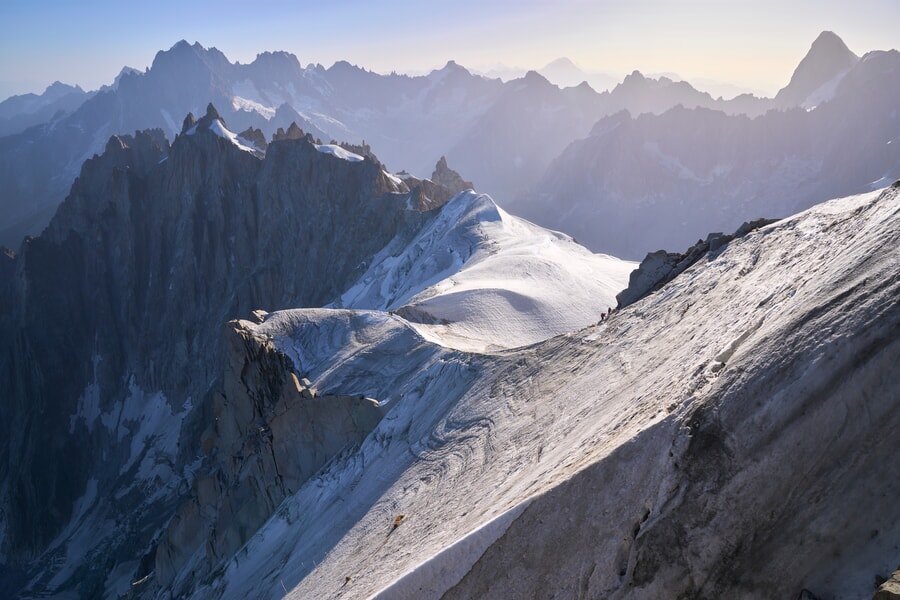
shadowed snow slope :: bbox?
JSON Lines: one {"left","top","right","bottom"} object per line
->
{"left": 335, "top": 190, "right": 635, "bottom": 352}
{"left": 193, "top": 186, "right": 899, "bottom": 600}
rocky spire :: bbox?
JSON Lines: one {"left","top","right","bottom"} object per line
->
{"left": 204, "top": 102, "right": 221, "bottom": 122}
{"left": 237, "top": 127, "right": 268, "bottom": 151}
{"left": 272, "top": 121, "right": 306, "bottom": 142}
{"left": 181, "top": 111, "right": 196, "bottom": 134}
{"left": 184, "top": 103, "right": 227, "bottom": 133}
{"left": 431, "top": 156, "right": 474, "bottom": 195}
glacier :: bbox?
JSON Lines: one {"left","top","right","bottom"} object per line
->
{"left": 186, "top": 186, "right": 899, "bottom": 599}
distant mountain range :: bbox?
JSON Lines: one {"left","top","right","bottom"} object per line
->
{"left": 0, "top": 81, "right": 92, "bottom": 137}
{"left": 3, "top": 31, "right": 890, "bottom": 252}
{"left": 512, "top": 31, "right": 900, "bottom": 258}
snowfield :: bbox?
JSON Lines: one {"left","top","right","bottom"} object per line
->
{"left": 335, "top": 190, "right": 635, "bottom": 352}
{"left": 189, "top": 185, "right": 899, "bottom": 600}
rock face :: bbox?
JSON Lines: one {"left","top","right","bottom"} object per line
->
{"left": 431, "top": 156, "right": 473, "bottom": 196}
{"left": 0, "top": 108, "right": 447, "bottom": 599}
{"left": 616, "top": 218, "right": 777, "bottom": 308}
{"left": 399, "top": 157, "right": 475, "bottom": 210}
{"left": 876, "top": 566, "right": 900, "bottom": 600}
{"left": 150, "top": 320, "right": 385, "bottom": 597}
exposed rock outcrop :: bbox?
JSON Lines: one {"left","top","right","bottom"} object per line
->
{"left": 272, "top": 121, "right": 309, "bottom": 142}
{"left": 400, "top": 157, "right": 476, "bottom": 211}
{"left": 616, "top": 218, "right": 777, "bottom": 308}
{"left": 876, "top": 566, "right": 900, "bottom": 600}
{"left": 154, "top": 320, "right": 384, "bottom": 595}
{"left": 431, "top": 156, "right": 473, "bottom": 196}
{"left": 181, "top": 111, "right": 196, "bottom": 134}
{"left": 237, "top": 126, "right": 267, "bottom": 151}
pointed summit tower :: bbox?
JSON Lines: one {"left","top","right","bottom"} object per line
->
{"left": 774, "top": 31, "right": 859, "bottom": 109}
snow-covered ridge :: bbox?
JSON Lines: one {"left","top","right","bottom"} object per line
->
{"left": 184, "top": 115, "right": 265, "bottom": 157}
{"left": 204, "top": 184, "right": 899, "bottom": 600}
{"left": 334, "top": 190, "right": 636, "bottom": 352}
{"left": 314, "top": 143, "right": 364, "bottom": 162}
{"left": 209, "top": 119, "right": 264, "bottom": 155}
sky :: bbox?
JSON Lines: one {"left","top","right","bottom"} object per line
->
{"left": 1, "top": 0, "right": 899, "bottom": 100}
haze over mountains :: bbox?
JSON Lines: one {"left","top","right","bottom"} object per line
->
{"left": 1, "top": 27, "right": 899, "bottom": 600}
{"left": 518, "top": 39, "right": 900, "bottom": 257}
{"left": 3, "top": 31, "right": 897, "bottom": 259}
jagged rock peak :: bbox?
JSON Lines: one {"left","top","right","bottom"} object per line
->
{"left": 204, "top": 102, "right": 221, "bottom": 122}
{"left": 186, "top": 103, "right": 227, "bottom": 133}
{"left": 272, "top": 122, "right": 311, "bottom": 142}
{"left": 181, "top": 112, "right": 196, "bottom": 134}
{"left": 44, "top": 81, "right": 84, "bottom": 95}
{"left": 796, "top": 30, "right": 859, "bottom": 76}
{"left": 431, "top": 156, "right": 473, "bottom": 195}
{"left": 251, "top": 50, "right": 301, "bottom": 67}
{"left": 105, "top": 134, "right": 128, "bottom": 154}
{"left": 238, "top": 127, "right": 268, "bottom": 151}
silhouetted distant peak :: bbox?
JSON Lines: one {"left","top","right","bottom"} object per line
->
{"left": 623, "top": 70, "right": 646, "bottom": 83}
{"left": 150, "top": 40, "right": 230, "bottom": 75}
{"left": 811, "top": 31, "right": 852, "bottom": 54}
{"left": 428, "top": 60, "right": 473, "bottom": 81}
{"left": 522, "top": 70, "right": 552, "bottom": 87}
{"left": 114, "top": 66, "right": 140, "bottom": 81}
{"left": 543, "top": 57, "right": 579, "bottom": 70}
{"left": 44, "top": 81, "right": 82, "bottom": 95}
{"left": 775, "top": 30, "right": 859, "bottom": 107}
{"left": 251, "top": 50, "right": 302, "bottom": 69}
{"left": 801, "top": 31, "right": 857, "bottom": 71}
{"left": 329, "top": 60, "right": 363, "bottom": 74}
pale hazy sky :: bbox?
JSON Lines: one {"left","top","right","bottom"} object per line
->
{"left": 1, "top": 0, "right": 898, "bottom": 99}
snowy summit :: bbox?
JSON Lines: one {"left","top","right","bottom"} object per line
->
{"left": 334, "top": 190, "right": 635, "bottom": 352}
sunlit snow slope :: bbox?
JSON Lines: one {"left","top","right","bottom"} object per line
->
{"left": 194, "top": 185, "right": 899, "bottom": 600}
{"left": 335, "top": 190, "right": 635, "bottom": 352}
